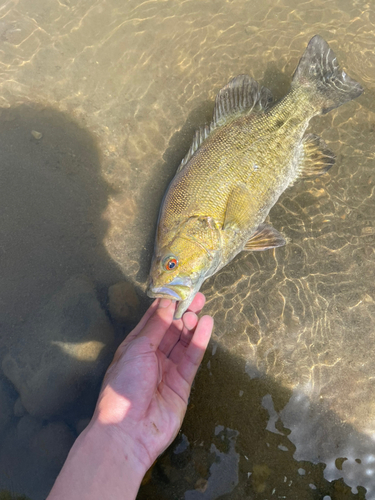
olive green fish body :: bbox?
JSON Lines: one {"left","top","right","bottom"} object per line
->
{"left": 161, "top": 90, "right": 311, "bottom": 254}
{"left": 148, "top": 35, "right": 363, "bottom": 318}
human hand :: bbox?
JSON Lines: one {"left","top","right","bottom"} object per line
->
{"left": 92, "top": 293, "right": 213, "bottom": 471}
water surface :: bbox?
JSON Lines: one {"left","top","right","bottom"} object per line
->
{"left": 0, "top": 0, "right": 374, "bottom": 498}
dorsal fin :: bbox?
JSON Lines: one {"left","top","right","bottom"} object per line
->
{"left": 176, "top": 75, "right": 273, "bottom": 174}
{"left": 213, "top": 74, "right": 273, "bottom": 127}
{"left": 176, "top": 124, "right": 211, "bottom": 174}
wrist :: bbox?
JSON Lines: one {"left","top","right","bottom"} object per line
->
{"left": 86, "top": 419, "right": 149, "bottom": 476}
{"left": 91, "top": 410, "right": 156, "bottom": 473}
{"left": 48, "top": 420, "right": 147, "bottom": 500}
{"left": 91, "top": 420, "right": 153, "bottom": 474}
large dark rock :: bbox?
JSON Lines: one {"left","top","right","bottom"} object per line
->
{"left": 0, "top": 377, "right": 17, "bottom": 436}
{"left": 0, "top": 416, "right": 75, "bottom": 499}
{"left": 2, "top": 276, "right": 115, "bottom": 418}
{"left": 107, "top": 280, "right": 140, "bottom": 325}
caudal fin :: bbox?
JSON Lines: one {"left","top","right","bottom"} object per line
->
{"left": 292, "top": 35, "right": 363, "bottom": 114}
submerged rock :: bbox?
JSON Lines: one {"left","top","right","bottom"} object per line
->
{"left": 0, "top": 491, "right": 31, "bottom": 500}
{"left": 108, "top": 281, "right": 140, "bottom": 324}
{"left": 2, "top": 275, "right": 115, "bottom": 419}
{"left": 0, "top": 416, "right": 74, "bottom": 499}
{"left": 0, "top": 377, "right": 17, "bottom": 435}
{"left": 13, "top": 398, "right": 27, "bottom": 418}
{"left": 30, "top": 130, "right": 42, "bottom": 140}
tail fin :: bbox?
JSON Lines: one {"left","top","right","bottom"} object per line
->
{"left": 292, "top": 35, "right": 363, "bottom": 114}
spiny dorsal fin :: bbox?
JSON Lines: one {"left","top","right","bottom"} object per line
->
{"left": 213, "top": 75, "right": 273, "bottom": 127}
{"left": 244, "top": 224, "right": 286, "bottom": 251}
{"left": 299, "top": 134, "right": 335, "bottom": 178}
{"left": 176, "top": 75, "right": 273, "bottom": 175}
{"left": 176, "top": 124, "right": 211, "bottom": 174}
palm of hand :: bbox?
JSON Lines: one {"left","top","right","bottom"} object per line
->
{"left": 94, "top": 294, "right": 213, "bottom": 468}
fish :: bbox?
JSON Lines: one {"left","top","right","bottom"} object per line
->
{"left": 147, "top": 35, "right": 363, "bottom": 319}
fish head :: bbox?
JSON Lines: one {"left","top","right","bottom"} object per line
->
{"left": 148, "top": 217, "right": 221, "bottom": 318}
{"left": 147, "top": 237, "right": 210, "bottom": 318}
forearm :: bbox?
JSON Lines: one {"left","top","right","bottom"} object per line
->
{"left": 47, "top": 421, "right": 146, "bottom": 500}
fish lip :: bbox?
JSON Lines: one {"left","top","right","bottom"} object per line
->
{"left": 168, "top": 277, "right": 192, "bottom": 287}
{"left": 147, "top": 286, "right": 181, "bottom": 301}
{"left": 147, "top": 277, "right": 193, "bottom": 301}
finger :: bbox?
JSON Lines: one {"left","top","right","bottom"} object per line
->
{"left": 158, "top": 321, "right": 181, "bottom": 357}
{"left": 158, "top": 296, "right": 203, "bottom": 357}
{"left": 185, "top": 292, "right": 206, "bottom": 315}
{"left": 178, "top": 311, "right": 198, "bottom": 348}
{"left": 167, "top": 312, "right": 198, "bottom": 365}
{"left": 162, "top": 311, "right": 197, "bottom": 361}
{"left": 136, "top": 298, "right": 176, "bottom": 350}
{"left": 162, "top": 292, "right": 206, "bottom": 344}
{"left": 182, "top": 311, "right": 198, "bottom": 332}
{"left": 158, "top": 312, "right": 194, "bottom": 357}
{"left": 167, "top": 293, "right": 206, "bottom": 335}
{"left": 129, "top": 299, "right": 160, "bottom": 337}
{"left": 114, "top": 298, "right": 176, "bottom": 361}
{"left": 121, "top": 299, "right": 161, "bottom": 347}
{"left": 177, "top": 315, "right": 213, "bottom": 385}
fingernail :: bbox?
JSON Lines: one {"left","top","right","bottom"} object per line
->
{"left": 159, "top": 298, "right": 171, "bottom": 308}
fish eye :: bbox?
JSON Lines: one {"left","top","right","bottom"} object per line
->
{"left": 163, "top": 256, "right": 178, "bottom": 271}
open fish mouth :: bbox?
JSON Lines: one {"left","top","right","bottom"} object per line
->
{"left": 147, "top": 277, "right": 192, "bottom": 301}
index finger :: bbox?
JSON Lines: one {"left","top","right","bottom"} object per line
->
{"left": 135, "top": 298, "right": 176, "bottom": 349}
{"left": 120, "top": 298, "right": 176, "bottom": 350}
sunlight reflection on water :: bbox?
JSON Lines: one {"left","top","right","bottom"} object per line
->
{"left": 0, "top": 0, "right": 374, "bottom": 498}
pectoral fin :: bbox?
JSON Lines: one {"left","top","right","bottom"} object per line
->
{"left": 244, "top": 224, "right": 286, "bottom": 251}
{"left": 298, "top": 134, "right": 335, "bottom": 178}
{"left": 224, "top": 183, "right": 254, "bottom": 231}
{"left": 224, "top": 186, "right": 286, "bottom": 251}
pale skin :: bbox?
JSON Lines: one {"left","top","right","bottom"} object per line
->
{"left": 47, "top": 293, "right": 213, "bottom": 500}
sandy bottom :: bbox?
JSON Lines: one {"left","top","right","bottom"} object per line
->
{"left": 0, "top": 0, "right": 375, "bottom": 498}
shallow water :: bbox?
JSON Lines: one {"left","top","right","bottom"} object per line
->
{"left": 0, "top": 0, "right": 374, "bottom": 498}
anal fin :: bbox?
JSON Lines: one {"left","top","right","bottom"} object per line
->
{"left": 244, "top": 224, "right": 286, "bottom": 251}
{"left": 299, "top": 134, "right": 335, "bottom": 178}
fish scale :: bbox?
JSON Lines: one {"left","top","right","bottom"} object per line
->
{"left": 148, "top": 35, "right": 363, "bottom": 319}
{"left": 167, "top": 104, "right": 304, "bottom": 230}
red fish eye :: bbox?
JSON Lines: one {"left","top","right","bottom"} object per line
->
{"left": 165, "top": 258, "right": 177, "bottom": 271}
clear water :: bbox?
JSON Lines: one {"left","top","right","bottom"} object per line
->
{"left": 0, "top": 0, "right": 374, "bottom": 498}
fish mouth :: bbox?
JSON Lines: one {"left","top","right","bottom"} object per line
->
{"left": 148, "top": 275, "right": 206, "bottom": 320}
{"left": 147, "top": 277, "right": 192, "bottom": 301}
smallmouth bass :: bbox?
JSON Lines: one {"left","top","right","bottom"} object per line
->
{"left": 148, "top": 35, "right": 363, "bottom": 318}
